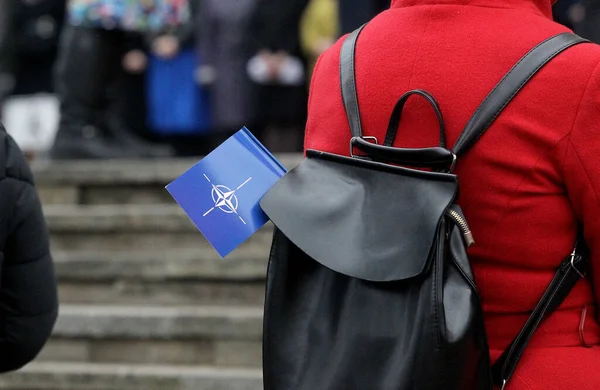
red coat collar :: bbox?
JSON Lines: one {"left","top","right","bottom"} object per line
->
{"left": 390, "top": 0, "right": 553, "bottom": 19}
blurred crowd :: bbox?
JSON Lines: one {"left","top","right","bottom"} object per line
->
{"left": 0, "top": 0, "right": 597, "bottom": 160}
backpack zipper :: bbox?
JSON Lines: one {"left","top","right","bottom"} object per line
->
{"left": 447, "top": 208, "right": 475, "bottom": 247}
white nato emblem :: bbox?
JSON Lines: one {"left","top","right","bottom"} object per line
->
{"left": 202, "top": 174, "right": 252, "bottom": 225}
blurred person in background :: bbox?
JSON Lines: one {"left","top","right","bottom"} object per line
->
{"left": 49, "top": 0, "right": 190, "bottom": 160}
{"left": 300, "top": 0, "right": 339, "bottom": 79}
{"left": 245, "top": 0, "right": 310, "bottom": 153}
{"left": 194, "top": 0, "right": 257, "bottom": 154}
{"left": 0, "top": 123, "right": 58, "bottom": 373}
{"left": 0, "top": 0, "right": 65, "bottom": 161}
{"left": 338, "top": 0, "right": 388, "bottom": 34}
{"left": 119, "top": 1, "right": 201, "bottom": 157}
{"left": 575, "top": 1, "right": 600, "bottom": 42}
{"left": 0, "top": 0, "right": 14, "bottom": 104}
{"left": 553, "top": 0, "right": 583, "bottom": 29}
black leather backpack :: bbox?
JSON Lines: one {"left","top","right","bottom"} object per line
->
{"left": 260, "top": 26, "right": 590, "bottom": 390}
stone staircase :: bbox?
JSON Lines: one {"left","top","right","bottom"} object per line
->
{"left": 0, "top": 156, "right": 300, "bottom": 390}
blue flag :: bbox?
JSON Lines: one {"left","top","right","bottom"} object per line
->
{"left": 166, "top": 127, "right": 287, "bottom": 258}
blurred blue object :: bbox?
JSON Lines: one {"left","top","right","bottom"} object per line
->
{"left": 166, "top": 127, "right": 287, "bottom": 257}
{"left": 146, "top": 49, "right": 211, "bottom": 135}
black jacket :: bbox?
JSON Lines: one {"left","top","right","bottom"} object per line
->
{"left": 0, "top": 124, "right": 58, "bottom": 373}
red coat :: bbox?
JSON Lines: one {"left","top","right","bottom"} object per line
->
{"left": 304, "top": 0, "right": 600, "bottom": 388}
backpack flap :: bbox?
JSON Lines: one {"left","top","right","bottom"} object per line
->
{"left": 260, "top": 150, "right": 458, "bottom": 282}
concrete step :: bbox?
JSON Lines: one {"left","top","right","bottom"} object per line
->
{"left": 40, "top": 305, "right": 263, "bottom": 367}
{"left": 0, "top": 362, "right": 262, "bottom": 390}
{"left": 44, "top": 205, "right": 274, "bottom": 251}
{"left": 52, "top": 305, "right": 263, "bottom": 339}
{"left": 55, "top": 250, "right": 268, "bottom": 305}
{"left": 32, "top": 156, "right": 302, "bottom": 205}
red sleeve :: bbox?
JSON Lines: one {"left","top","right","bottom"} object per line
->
{"left": 563, "top": 60, "right": 600, "bottom": 315}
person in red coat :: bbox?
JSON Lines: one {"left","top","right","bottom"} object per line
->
{"left": 304, "top": 0, "right": 600, "bottom": 388}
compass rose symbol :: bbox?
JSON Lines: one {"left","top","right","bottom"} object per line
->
{"left": 202, "top": 174, "right": 252, "bottom": 224}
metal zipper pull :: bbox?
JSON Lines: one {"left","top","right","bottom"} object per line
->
{"left": 446, "top": 206, "right": 475, "bottom": 247}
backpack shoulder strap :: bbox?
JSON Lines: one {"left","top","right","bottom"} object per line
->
{"left": 340, "top": 28, "right": 588, "bottom": 152}
{"left": 340, "top": 24, "right": 367, "bottom": 139}
{"left": 453, "top": 33, "right": 588, "bottom": 157}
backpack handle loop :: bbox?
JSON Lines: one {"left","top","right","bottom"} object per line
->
{"left": 349, "top": 88, "right": 454, "bottom": 172}
{"left": 350, "top": 137, "right": 456, "bottom": 171}
{"left": 384, "top": 89, "right": 447, "bottom": 148}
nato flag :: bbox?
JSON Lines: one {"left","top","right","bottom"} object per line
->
{"left": 166, "top": 127, "right": 287, "bottom": 258}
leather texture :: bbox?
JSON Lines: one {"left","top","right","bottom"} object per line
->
{"left": 444, "top": 222, "right": 492, "bottom": 389}
{"left": 260, "top": 151, "right": 457, "bottom": 282}
{"left": 354, "top": 88, "right": 455, "bottom": 170}
{"left": 351, "top": 137, "right": 455, "bottom": 170}
{"left": 452, "top": 33, "right": 588, "bottom": 157}
{"left": 340, "top": 24, "right": 367, "bottom": 139}
{"left": 260, "top": 154, "right": 490, "bottom": 390}
{"left": 384, "top": 89, "right": 446, "bottom": 148}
